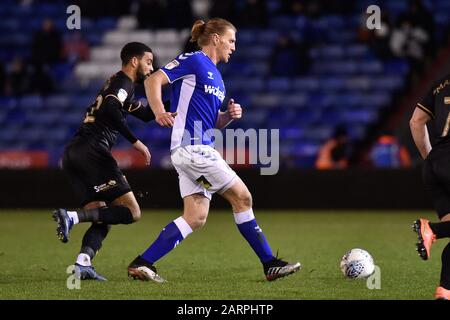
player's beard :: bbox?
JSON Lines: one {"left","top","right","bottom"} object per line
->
{"left": 136, "top": 66, "right": 150, "bottom": 84}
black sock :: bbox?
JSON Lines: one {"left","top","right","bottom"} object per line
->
{"left": 80, "top": 223, "right": 111, "bottom": 260}
{"left": 429, "top": 221, "right": 450, "bottom": 239}
{"left": 77, "top": 206, "right": 135, "bottom": 225}
{"left": 440, "top": 242, "right": 450, "bottom": 290}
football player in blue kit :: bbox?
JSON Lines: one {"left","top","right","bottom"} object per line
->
{"left": 127, "top": 18, "right": 300, "bottom": 283}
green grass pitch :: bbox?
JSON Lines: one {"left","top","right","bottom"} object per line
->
{"left": 0, "top": 210, "right": 444, "bottom": 300}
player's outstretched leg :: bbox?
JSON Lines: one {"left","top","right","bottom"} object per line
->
{"left": 53, "top": 208, "right": 73, "bottom": 243}
{"left": 127, "top": 255, "right": 166, "bottom": 283}
{"left": 412, "top": 219, "right": 436, "bottom": 260}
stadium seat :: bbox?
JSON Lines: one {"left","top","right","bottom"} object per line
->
{"left": 19, "top": 96, "right": 43, "bottom": 110}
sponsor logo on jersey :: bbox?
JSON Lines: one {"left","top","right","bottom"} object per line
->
{"left": 207, "top": 72, "right": 214, "bottom": 80}
{"left": 117, "top": 88, "right": 128, "bottom": 103}
{"left": 165, "top": 60, "right": 180, "bottom": 70}
{"left": 94, "top": 180, "right": 117, "bottom": 193}
{"left": 204, "top": 85, "right": 225, "bottom": 102}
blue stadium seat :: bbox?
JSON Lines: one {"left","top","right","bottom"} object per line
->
{"left": 359, "top": 61, "right": 383, "bottom": 74}
{"left": 60, "top": 111, "right": 84, "bottom": 125}
{"left": 293, "top": 77, "right": 320, "bottom": 91}
{"left": 267, "top": 78, "right": 291, "bottom": 92}
{"left": 296, "top": 110, "right": 322, "bottom": 123}
{"left": 46, "top": 127, "right": 69, "bottom": 144}
{"left": 257, "top": 30, "right": 279, "bottom": 44}
{"left": 32, "top": 110, "right": 61, "bottom": 125}
{"left": 280, "top": 127, "right": 305, "bottom": 140}
{"left": 237, "top": 30, "right": 255, "bottom": 44}
{"left": 21, "top": 126, "right": 45, "bottom": 143}
{"left": 384, "top": 60, "right": 409, "bottom": 74}
{"left": 320, "top": 76, "right": 345, "bottom": 91}
{"left": 284, "top": 94, "right": 308, "bottom": 108}
{"left": 341, "top": 110, "right": 378, "bottom": 123}
{"left": 45, "top": 95, "right": 72, "bottom": 110}
{"left": 73, "top": 96, "right": 94, "bottom": 110}
{"left": 95, "top": 17, "right": 117, "bottom": 31}
{"left": 19, "top": 96, "right": 43, "bottom": 110}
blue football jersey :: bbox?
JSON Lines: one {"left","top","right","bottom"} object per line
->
{"left": 160, "top": 51, "right": 226, "bottom": 150}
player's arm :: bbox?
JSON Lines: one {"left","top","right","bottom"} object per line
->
{"left": 410, "top": 107, "right": 432, "bottom": 159}
{"left": 216, "top": 99, "right": 242, "bottom": 129}
{"left": 126, "top": 100, "right": 171, "bottom": 122}
{"left": 104, "top": 97, "right": 151, "bottom": 164}
{"left": 144, "top": 70, "right": 176, "bottom": 127}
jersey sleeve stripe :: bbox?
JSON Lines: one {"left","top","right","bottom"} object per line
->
{"left": 417, "top": 103, "right": 434, "bottom": 118}
{"left": 104, "top": 94, "right": 124, "bottom": 106}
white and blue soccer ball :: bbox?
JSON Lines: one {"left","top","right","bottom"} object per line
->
{"left": 340, "top": 248, "right": 375, "bottom": 279}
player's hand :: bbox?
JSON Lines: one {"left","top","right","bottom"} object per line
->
{"left": 156, "top": 112, "right": 177, "bottom": 127}
{"left": 227, "top": 99, "right": 242, "bottom": 120}
{"left": 133, "top": 140, "right": 151, "bottom": 166}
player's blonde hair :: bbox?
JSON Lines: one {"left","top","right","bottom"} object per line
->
{"left": 190, "top": 18, "right": 236, "bottom": 48}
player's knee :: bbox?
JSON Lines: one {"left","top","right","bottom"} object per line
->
{"left": 132, "top": 208, "right": 141, "bottom": 222}
{"left": 127, "top": 204, "right": 141, "bottom": 222}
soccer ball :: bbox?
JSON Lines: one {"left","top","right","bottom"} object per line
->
{"left": 340, "top": 248, "right": 375, "bottom": 279}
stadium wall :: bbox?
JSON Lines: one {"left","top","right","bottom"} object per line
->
{"left": 0, "top": 169, "right": 430, "bottom": 210}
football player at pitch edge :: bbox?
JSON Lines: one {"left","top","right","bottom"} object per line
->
{"left": 52, "top": 42, "right": 174, "bottom": 281}
{"left": 127, "top": 18, "right": 301, "bottom": 282}
{"left": 411, "top": 75, "right": 450, "bottom": 299}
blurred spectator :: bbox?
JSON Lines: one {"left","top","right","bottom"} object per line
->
{"left": 31, "top": 18, "right": 63, "bottom": 65}
{"left": 280, "top": 0, "right": 304, "bottom": 16}
{"left": 315, "top": 126, "right": 351, "bottom": 169}
{"left": 73, "top": 0, "right": 131, "bottom": 18}
{"left": 281, "top": 0, "right": 355, "bottom": 17}
{"left": 390, "top": 16, "right": 429, "bottom": 74}
{"left": 28, "top": 63, "right": 54, "bottom": 96}
{"left": 238, "top": 0, "right": 268, "bottom": 28}
{"left": 5, "top": 57, "right": 29, "bottom": 96}
{"left": 370, "top": 133, "right": 411, "bottom": 168}
{"left": 0, "top": 61, "right": 5, "bottom": 95}
{"left": 166, "top": 0, "right": 194, "bottom": 30}
{"left": 405, "top": 0, "right": 435, "bottom": 55}
{"left": 136, "top": 0, "right": 167, "bottom": 29}
{"left": 63, "top": 31, "right": 90, "bottom": 64}
{"left": 209, "top": 0, "right": 237, "bottom": 22}
{"left": 359, "top": 12, "right": 393, "bottom": 60}
{"left": 269, "top": 35, "right": 310, "bottom": 76}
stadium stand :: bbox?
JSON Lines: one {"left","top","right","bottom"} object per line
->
{"left": 0, "top": 0, "right": 449, "bottom": 168}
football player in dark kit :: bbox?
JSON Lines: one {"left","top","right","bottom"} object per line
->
{"left": 52, "top": 42, "right": 175, "bottom": 281}
{"left": 410, "top": 75, "right": 450, "bottom": 299}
